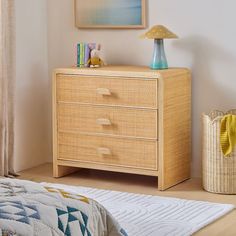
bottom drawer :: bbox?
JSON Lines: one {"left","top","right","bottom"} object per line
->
{"left": 58, "top": 132, "right": 158, "bottom": 170}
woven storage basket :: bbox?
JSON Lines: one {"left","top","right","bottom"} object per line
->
{"left": 202, "top": 110, "right": 236, "bottom": 194}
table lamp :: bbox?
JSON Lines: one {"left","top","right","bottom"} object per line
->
{"left": 141, "top": 25, "right": 178, "bottom": 70}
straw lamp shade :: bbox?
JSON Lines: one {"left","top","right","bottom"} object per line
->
{"left": 141, "top": 25, "right": 178, "bottom": 39}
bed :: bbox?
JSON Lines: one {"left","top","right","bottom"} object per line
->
{"left": 0, "top": 178, "right": 127, "bottom": 236}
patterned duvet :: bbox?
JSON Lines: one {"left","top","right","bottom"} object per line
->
{"left": 0, "top": 179, "right": 127, "bottom": 236}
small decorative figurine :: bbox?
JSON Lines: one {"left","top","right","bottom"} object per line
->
{"left": 141, "top": 25, "right": 178, "bottom": 70}
{"left": 88, "top": 44, "right": 104, "bottom": 68}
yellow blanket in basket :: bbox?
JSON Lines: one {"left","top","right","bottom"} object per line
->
{"left": 220, "top": 114, "right": 236, "bottom": 157}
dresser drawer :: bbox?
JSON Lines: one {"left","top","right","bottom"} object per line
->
{"left": 57, "top": 75, "right": 158, "bottom": 108}
{"left": 58, "top": 132, "right": 158, "bottom": 170}
{"left": 58, "top": 103, "right": 158, "bottom": 139}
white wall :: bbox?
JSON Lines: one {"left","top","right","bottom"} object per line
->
{"left": 15, "top": 0, "right": 50, "bottom": 171}
{"left": 48, "top": 0, "right": 236, "bottom": 177}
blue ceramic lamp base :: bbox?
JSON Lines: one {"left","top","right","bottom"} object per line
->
{"left": 151, "top": 39, "right": 168, "bottom": 70}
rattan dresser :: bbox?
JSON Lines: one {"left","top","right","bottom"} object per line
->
{"left": 53, "top": 66, "right": 191, "bottom": 190}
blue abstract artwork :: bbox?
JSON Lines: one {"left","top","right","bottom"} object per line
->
{"left": 75, "top": 0, "right": 145, "bottom": 28}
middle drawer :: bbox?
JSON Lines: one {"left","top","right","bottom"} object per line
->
{"left": 58, "top": 103, "right": 158, "bottom": 139}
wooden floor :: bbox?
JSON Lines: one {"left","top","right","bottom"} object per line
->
{"left": 19, "top": 163, "right": 236, "bottom": 236}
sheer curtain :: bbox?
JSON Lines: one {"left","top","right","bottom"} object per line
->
{"left": 0, "top": 0, "right": 15, "bottom": 176}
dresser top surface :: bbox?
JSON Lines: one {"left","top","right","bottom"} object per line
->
{"left": 54, "top": 65, "right": 189, "bottom": 79}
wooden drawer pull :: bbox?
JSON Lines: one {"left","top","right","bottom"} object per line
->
{"left": 97, "top": 147, "right": 112, "bottom": 156}
{"left": 96, "top": 118, "right": 112, "bottom": 126}
{"left": 96, "top": 88, "right": 111, "bottom": 96}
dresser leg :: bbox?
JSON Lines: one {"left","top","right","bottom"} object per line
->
{"left": 53, "top": 164, "right": 78, "bottom": 178}
{"left": 157, "top": 177, "right": 164, "bottom": 191}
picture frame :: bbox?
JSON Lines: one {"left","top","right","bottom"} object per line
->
{"left": 75, "top": 0, "right": 146, "bottom": 29}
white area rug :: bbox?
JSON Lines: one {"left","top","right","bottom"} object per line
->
{"left": 42, "top": 183, "right": 234, "bottom": 236}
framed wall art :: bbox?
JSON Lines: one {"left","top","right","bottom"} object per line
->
{"left": 75, "top": 0, "right": 146, "bottom": 29}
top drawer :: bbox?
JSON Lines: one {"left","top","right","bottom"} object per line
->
{"left": 56, "top": 75, "right": 158, "bottom": 108}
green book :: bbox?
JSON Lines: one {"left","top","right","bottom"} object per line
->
{"left": 80, "top": 43, "right": 85, "bottom": 67}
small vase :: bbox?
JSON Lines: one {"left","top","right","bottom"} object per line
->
{"left": 151, "top": 39, "right": 168, "bottom": 70}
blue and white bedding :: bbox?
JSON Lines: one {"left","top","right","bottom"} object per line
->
{"left": 0, "top": 179, "right": 127, "bottom": 236}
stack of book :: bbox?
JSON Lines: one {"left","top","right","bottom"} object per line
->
{"left": 77, "top": 43, "right": 96, "bottom": 67}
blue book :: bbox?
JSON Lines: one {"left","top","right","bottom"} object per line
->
{"left": 84, "top": 44, "right": 90, "bottom": 67}
{"left": 77, "top": 43, "right": 80, "bottom": 66}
